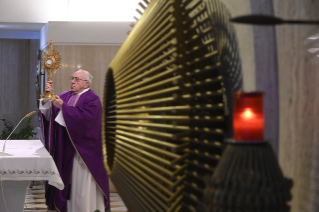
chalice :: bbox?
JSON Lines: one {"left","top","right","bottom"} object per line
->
{"left": 40, "top": 40, "right": 62, "bottom": 101}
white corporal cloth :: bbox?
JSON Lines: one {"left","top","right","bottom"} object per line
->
{"left": 0, "top": 140, "right": 64, "bottom": 190}
{"left": 39, "top": 89, "right": 105, "bottom": 212}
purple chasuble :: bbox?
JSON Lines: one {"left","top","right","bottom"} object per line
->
{"left": 40, "top": 89, "right": 110, "bottom": 212}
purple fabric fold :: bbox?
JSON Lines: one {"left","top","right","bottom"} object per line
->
{"left": 40, "top": 89, "right": 110, "bottom": 212}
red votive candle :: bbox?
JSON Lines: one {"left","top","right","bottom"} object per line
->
{"left": 233, "top": 92, "right": 264, "bottom": 141}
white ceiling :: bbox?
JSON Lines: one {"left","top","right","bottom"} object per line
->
{"left": 0, "top": 0, "right": 145, "bottom": 32}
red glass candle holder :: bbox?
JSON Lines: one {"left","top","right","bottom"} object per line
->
{"left": 233, "top": 92, "right": 264, "bottom": 141}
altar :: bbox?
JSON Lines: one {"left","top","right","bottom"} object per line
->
{"left": 0, "top": 140, "right": 64, "bottom": 212}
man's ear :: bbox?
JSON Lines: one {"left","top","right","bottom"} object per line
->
{"left": 86, "top": 82, "right": 90, "bottom": 88}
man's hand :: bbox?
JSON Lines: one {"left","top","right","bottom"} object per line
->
{"left": 52, "top": 95, "right": 63, "bottom": 109}
{"left": 45, "top": 83, "right": 53, "bottom": 92}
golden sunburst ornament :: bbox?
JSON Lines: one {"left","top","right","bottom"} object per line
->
{"left": 40, "top": 40, "right": 62, "bottom": 100}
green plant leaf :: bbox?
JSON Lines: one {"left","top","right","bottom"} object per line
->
{"left": 0, "top": 117, "right": 36, "bottom": 140}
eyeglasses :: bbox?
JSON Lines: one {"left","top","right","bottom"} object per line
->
{"left": 69, "top": 77, "right": 88, "bottom": 82}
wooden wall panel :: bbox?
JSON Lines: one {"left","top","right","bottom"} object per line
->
{"left": 273, "top": 1, "right": 319, "bottom": 211}
{"left": 51, "top": 45, "right": 120, "bottom": 99}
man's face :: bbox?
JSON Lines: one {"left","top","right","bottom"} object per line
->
{"left": 71, "top": 71, "right": 90, "bottom": 94}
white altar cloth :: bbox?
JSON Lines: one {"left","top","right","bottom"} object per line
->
{"left": 0, "top": 140, "right": 64, "bottom": 190}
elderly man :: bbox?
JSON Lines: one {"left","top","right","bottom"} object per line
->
{"left": 40, "top": 70, "right": 110, "bottom": 212}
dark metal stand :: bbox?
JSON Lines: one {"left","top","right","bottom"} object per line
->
{"left": 198, "top": 141, "right": 293, "bottom": 212}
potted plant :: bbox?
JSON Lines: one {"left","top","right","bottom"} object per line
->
{"left": 0, "top": 117, "right": 37, "bottom": 140}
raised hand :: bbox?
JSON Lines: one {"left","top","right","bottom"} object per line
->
{"left": 52, "top": 95, "right": 64, "bottom": 109}
{"left": 45, "top": 83, "right": 53, "bottom": 92}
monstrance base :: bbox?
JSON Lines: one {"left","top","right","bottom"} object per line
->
{"left": 40, "top": 91, "right": 56, "bottom": 101}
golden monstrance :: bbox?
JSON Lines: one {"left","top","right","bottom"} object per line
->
{"left": 40, "top": 40, "right": 62, "bottom": 100}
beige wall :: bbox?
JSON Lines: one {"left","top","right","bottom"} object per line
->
{"left": 274, "top": 0, "right": 319, "bottom": 211}
{"left": 42, "top": 22, "right": 130, "bottom": 48}
{"left": 51, "top": 45, "right": 121, "bottom": 99}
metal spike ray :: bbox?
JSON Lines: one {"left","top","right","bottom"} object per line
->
{"left": 102, "top": 0, "right": 225, "bottom": 211}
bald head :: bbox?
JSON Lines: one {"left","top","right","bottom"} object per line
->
{"left": 70, "top": 70, "right": 92, "bottom": 94}
{"left": 75, "top": 69, "right": 93, "bottom": 83}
